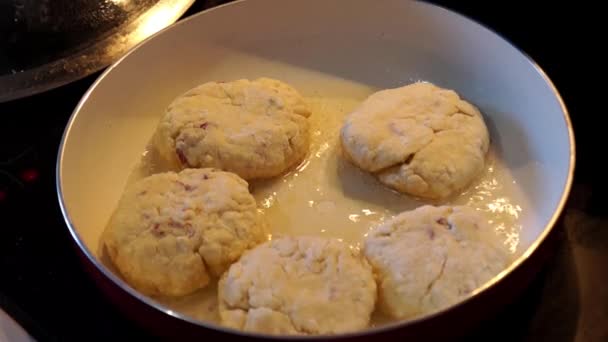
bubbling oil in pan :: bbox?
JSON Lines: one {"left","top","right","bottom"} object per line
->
{"left": 120, "top": 96, "right": 530, "bottom": 326}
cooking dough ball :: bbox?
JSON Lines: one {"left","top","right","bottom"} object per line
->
{"left": 340, "top": 82, "right": 489, "bottom": 199}
{"left": 154, "top": 78, "right": 311, "bottom": 180}
{"left": 363, "top": 205, "right": 507, "bottom": 319}
{"left": 103, "top": 168, "right": 266, "bottom": 297}
{"left": 218, "top": 236, "right": 377, "bottom": 335}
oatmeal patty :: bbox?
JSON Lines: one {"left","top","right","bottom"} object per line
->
{"left": 341, "top": 82, "right": 489, "bottom": 199}
{"left": 155, "top": 78, "right": 311, "bottom": 180}
{"left": 103, "top": 168, "right": 266, "bottom": 297}
{"left": 363, "top": 205, "right": 507, "bottom": 319}
{"left": 218, "top": 236, "right": 376, "bottom": 335}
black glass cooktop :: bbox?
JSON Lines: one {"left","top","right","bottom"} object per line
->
{"left": 1, "top": 1, "right": 605, "bottom": 341}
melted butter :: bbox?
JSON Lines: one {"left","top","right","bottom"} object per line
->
{"left": 122, "top": 95, "right": 531, "bottom": 327}
{"left": 251, "top": 97, "right": 420, "bottom": 251}
{"left": 251, "top": 96, "right": 528, "bottom": 256}
{"left": 455, "top": 158, "right": 526, "bottom": 254}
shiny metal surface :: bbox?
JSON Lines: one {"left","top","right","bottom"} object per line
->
{"left": 0, "top": 0, "right": 194, "bottom": 103}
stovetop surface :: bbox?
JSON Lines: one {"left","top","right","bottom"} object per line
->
{"left": 1, "top": 1, "right": 605, "bottom": 341}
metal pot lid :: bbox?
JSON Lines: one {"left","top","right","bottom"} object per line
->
{"left": 0, "top": 0, "right": 194, "bottom": 103}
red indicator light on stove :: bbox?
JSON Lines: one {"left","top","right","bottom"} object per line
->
{"left": 20, "top": 169, "right": 39, "bottom": 183}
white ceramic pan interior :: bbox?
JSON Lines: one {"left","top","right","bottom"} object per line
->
{"left": 57, "top": 0, "right": 574, "bottom": 337}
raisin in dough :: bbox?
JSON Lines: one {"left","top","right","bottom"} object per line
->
{"left": 103, "top": 168, "right": 266, "bottom": 297}
{"left": 341, "top": 82, "right": 489, "bottom": 199}
{"left": 363, "top": 205, "right": 508, "bottom": 319}
{"left": 218, "top": 236, "right": 377, "bottom": 335}
{"left": 154, "top": 78, "right": 311, "bottom": 180}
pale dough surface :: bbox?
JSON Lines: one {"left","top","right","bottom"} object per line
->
{"left": 155, "top": 78, "right": 311, "bottom": 180}
{"left": 104, "top": 168, "right": 266, "bottom": 297}
{"left": 218, "top": 236, "right": 377, "bottom": 335}
{"left": 363, "top": 205, "right": 507, "bottom": 319}
{"left": 340, "top": 82, "right": 489, "bottom": 199}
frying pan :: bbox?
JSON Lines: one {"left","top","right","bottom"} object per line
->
{"left": 57, "top": 0, "right": 575, "bottom": 339}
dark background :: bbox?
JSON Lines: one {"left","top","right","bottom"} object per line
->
{"left": 0, "top": 1, "right": 603, "bottom": 341}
